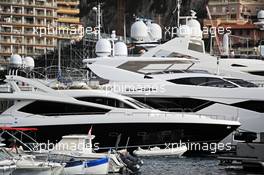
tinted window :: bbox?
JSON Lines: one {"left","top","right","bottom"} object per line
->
{"left": 248, "top": 71, "right": 264, "bottom": 77}
{"left": 188, "top": 43, "right": 204, "bottom": 53}
{"left": 168, "top": 77, "right": 237, "bottom": 88}
{"left": 19, "top": 101, "right": 110, "bottom": 116}
{"left": 232, "top": 100, "right": 264, "bottom": 113}
{"left": 0, "top": 100, "right": 14, "bottom": 114}
{"left": 225, "top": 78, "right": 258, "bottom": 88}
{"left": 135, "top": 97, "right": 215, "bottom": 112}
{"left": 77, "top": 97, "right": 134, "bottom": 109}
{"left": 126, "top": 99, "right": 153, "bottom": 109}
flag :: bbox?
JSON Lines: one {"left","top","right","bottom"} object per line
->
{"left": 88, "top": 125, "right": 93, "bottom": 136}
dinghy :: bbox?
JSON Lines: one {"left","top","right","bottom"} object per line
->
{"left": 133, "top": 145, "right": 188, "bottom": 157}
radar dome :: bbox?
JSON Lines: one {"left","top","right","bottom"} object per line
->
{"left": 114, "top": 42, "right": 128, "bottom": 56}
{"left": 257, "top": 10, "right": 264, "bottom": 22}
{"left": 95, "top": 39, "right": 111, "bottom": 57}
{"left": 10, "top": 54, "right": 22, "bottom": 67}
{"left": 187, "top": 19, "right": 202, "bottom": 39}
{"left": 149, "top": 23, "right": 162, "bottom": 40}
{"left": 177, "top": 25, "right": 191, "bottom": 37}
{"left": 23, "top": 56, "right": 35, "bottom": 69}
{"left": 131, "top": 20, "right": 148, "bottom": 41}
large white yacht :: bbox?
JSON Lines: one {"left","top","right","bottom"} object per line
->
{"left": 0, "top": 75, "right": 240, "bottom": 149}
{"left": 84, "top": 56, "right": 264, "bottom": 136}
{"left": 139, "top": 11, "right": 264, "bottom": 84}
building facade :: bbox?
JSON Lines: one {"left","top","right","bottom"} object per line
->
{"left": 0, "top": 0, "right": 81, "bottom": 62}
{"left": 57, "top": 0, "right": 81, "bottom": 40}
{"left": 0, "top": 0, "right": 57, "bottom": 61}
{"left": 204, "top": 0, "right": 264, "bottom": 55}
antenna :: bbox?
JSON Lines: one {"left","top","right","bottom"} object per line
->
{"left": 177, "top": 0, "right": 182, "bottom": 28}
{"left": 93, "top": 3, "right": 101, "bottom": 39}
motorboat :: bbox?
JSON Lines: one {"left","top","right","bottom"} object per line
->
{"left": 0, "top": 144, "right": 16, "bottom": 175}
{"left": 49, "top": 134, "right": 110, "bottom": 175}
{"left": 133, "top": 145, "right": 187, "bottom": 157}
{"left": 0, "top": 75, "right": 240, "bottom": 151}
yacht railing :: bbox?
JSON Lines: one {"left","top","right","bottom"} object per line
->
{"left": 2, "top": 107, "right": 238, "bottom": 122}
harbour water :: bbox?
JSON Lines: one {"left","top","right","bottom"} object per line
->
{"left": 139, "top": 157, "right": 263, "bottom": 175}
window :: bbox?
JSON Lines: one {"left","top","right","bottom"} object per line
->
{"left": 126, "top": 99, "right": 153, "bottom": 109}
{"left": 232, "top": 101, "right": 264, "bottom": 113}
{"left": 76, "top": 97, "right": 135, "bottom": 109}
{"left": 0, "top": 100, "right": 14, "bottom": 114}
{"left": 225, "top": 78, "right": 258, "bottom": 88}
{"left": 188, "top": 43, "right": 204, "bottom": 53}
{"left": 19, "top": 101, "right": 110, "bottom": 116}
{"left": 248, "top": 71, "right": 264, "bottom": 77}
{"left": 168, "top": 77, "right": 237, "bottom": 88}
{"left": 135, "top": 97, "right": 215, "bottom": 112}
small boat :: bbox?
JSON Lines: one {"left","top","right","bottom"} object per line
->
{"left": 133, "top": 145, "right": 188, "bottom": 157}
{"left": 49, "top": 134, "right": 111, "bottom": 175}
{"left": 0, "top": 144, "right": 16, "bottom": 175}
{"left": 0, "top": 128, "right": 63, "bottom": 175}
{"left": 63, "top": 157, "right": 109, "bottom": 175}
{"left": 4, "top": 149, "right": 64, "bottom": 175}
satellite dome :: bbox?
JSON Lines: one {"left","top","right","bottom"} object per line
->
{"left": 186, "top": 19, "right": 202, "bottom": 39}
{"left": 23, "top": 56, "right": 35, "bottom": 69}
{"left": 131, "top": 20, "right": 148, "bottom": 41}
{"left": 257, "top": 10, "right": 264, "bottom": 22}
{"left": 95, "top": 39, "right": 111, "bottom": 57}
{"left": 177, "top": 25, "right": 191, "bottom": 37}
{"left": 187, "top": 19, "right": 201, "bottom": 29}
{"left": 149, "top": 23, "right": 162, "bottom": 40}
{"left": 114, "top": 42, "right": 128, "bottom": 56}
{"left": 9, "top": 54, "right": 22, "bottom": 67}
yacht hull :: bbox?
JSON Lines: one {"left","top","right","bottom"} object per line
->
{"left": 16, "top": 123, "right": 238, "bottom": 151}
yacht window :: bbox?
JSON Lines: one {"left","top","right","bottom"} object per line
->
{"left": 225, "top": 78, "right": 258, "bottom": 87}
{"left": 188, "top": 43, "right": 204, "bottom": 53}
{"left": 232, "top": 100, "right": 264, "bottom": 113}
{"left": 168, "top": 77, "right": 237, "bottom": 88}
{"left": 19, "top": 101, "right": 110, "bottom": 116}
{"left": 231, "top": 64, "right": 247, "bottom": 67}
{"left": 135, "top": 97, "right": 215, "bottom": 112}
{"left": 126, "top": 99, "right": 153, "bottom": 109}
{"left": 0, "top": 100, "right": 14, "bottom": 114}
{"left": 76, "top": 97, "right": 135, "bottom": 109}
{"left": 247, "top": 71, "right": 264, "bottom": 77}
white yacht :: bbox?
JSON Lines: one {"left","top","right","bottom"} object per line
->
{"left": 84, "top": 56, "right": 264, "bottom": 137}
{"left": 139, "top": 11, "right": 264, "bottom": 84}
{"left": 0, "top": 75, "right": 240, "bottom": 149}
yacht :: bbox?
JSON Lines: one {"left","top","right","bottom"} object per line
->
{"left": 85, "top": 56, "right": 264, "bottom": 137}
{"left": 0, "top": 75, "right": 240, "bottom": 149}
{"left": 138, "top": 11, "right": 264, "bottom": 84}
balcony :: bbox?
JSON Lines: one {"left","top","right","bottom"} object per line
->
{"left": 0, "top": 27, "right": 11, "bottom": 33}
{"left": 57, "top": 17, "right": 80, "bottom": 23}
{"left": 57, "top": 9, "right": 79, "bottom": 15}
{"left": 0, "top": 39, "right": 11, "bottom": 43}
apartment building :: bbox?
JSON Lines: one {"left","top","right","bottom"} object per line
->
{"left": 0, "top": 0, "right": 58, "bottom": 60}
{"left": 204, "top": 0, "right": 264, "bottom": 54}
{"left": 57, "top": 0, "right": 82, "bottom": 40}
{"left": 0, "top": 0, "right": 82, "bottom": 62}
